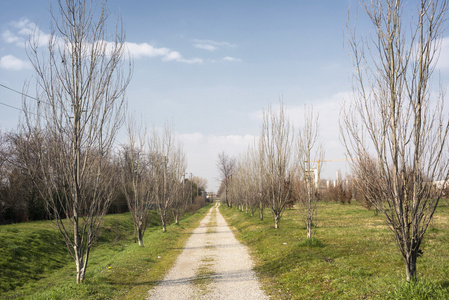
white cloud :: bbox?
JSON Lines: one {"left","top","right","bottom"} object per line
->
{"left": 177, "top": 92, "right": 355, "bottom": 191}
{"left": 2, "top": 30, "right": 23, "bottom": 46}
{"left": 0, "top": 55, "right": 31, "bottom": 71}
{"left": 2, "top": 18, "right": 50, "bottom": 48}
{"left": 125, "top": 42, "right": 171, "bottom": 58}
{"left": 192, "top": 39, "right": 236, "bottom": 51}
{"left": 194, "top": 44, "right": 218, "bottom": 51}
{"left": 178, "top": 132, "right": 257, "bottom": 191}
{"left": 436, "top": 37, "right": 449, "bottom": 70}
{"left": 122, "top": 42, "right": 203, "bottom": 63}
{"left": 222, "top": 56, "right": 242, "bottom": 62}
{"left": 3, "top": 18, "right": 203, "bottom": 64}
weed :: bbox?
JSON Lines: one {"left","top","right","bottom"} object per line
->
{"left": 297, "top": 238, "right": 324, "bottom": 248}
{"left": 387, "top": 279, "right": 449, "bottom": 300}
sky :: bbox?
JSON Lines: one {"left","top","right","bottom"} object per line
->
{"left": 1, "top": 1, "right": 449, "bottom": 192}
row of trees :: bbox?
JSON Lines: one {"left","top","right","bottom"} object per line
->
{"left": 217, "top": 103, "right": 323, "bottom": 238}
{"left": 218, "top": 0, "right": 449, "bottom": 284}
{"left": 121, "top": 119, "right": 205, "bottom": 245}
{"left": 0, "top": 125, "right": 208, "bottom": 226}
{"left": 0, "top": 123, "right": 207, "bottom": 273}
{"left": 0, "top": 0, "right": 208, "bottom": 284}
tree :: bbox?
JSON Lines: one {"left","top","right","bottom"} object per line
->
{"left": 120, "top": 117, "right": 152, "bottom": 246}
{"left": 192, "top": 176, "right": 208, "bottom": 194}
{"left": 20, "top": 0, "right": 131, "bottom": 283}
{"left": 297, "top": 105, "right": 323, "bottom": 239}
{"left": 216, "top": 151, "right": 236, "bottom": 207}
{"left": 242, "top": 148, "right": 261, "bottom": 216}
{"left": 260, "top": 102, "right": 294, "bottom": 229}
{"left": 149, "top": 124, "right": 186, "bottom": 232}
{"left": 343, "top": 0, "right": 449, "bottom": 282}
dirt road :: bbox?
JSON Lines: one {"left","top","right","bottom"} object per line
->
{"left": 147, "top": 203, "right": 268, "bottom": 299}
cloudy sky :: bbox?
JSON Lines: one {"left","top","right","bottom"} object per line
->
{"left": 1, "top": 1, "right": 449, "bottom": 192}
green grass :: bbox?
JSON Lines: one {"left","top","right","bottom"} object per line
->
{"left": 220, "top": 201, "right": 449, "bottom": 299}
{"left": 0, "top": 204, "right": 212, "bottom": 299}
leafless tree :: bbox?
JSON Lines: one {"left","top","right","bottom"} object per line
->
{"left": 297, "top": 105, "right": 323, "bottom": 239}
{"left": 192, "top": 176, "right": 208, "bottom": 193}
{"left": 343, "top": 0, "right": 449, "bottom": 282}
{"left": 149, "top": 124, "right": 186, "bottom": 232}
{"left": 20, "top": 0, "right": 131, "bottom": 283}
{"left": 257, "top": 137, "right": 266, "bottom": 220}
{"left": 171, "top": 173, "right": 187, "bottom": 225}
{"left": 216, "top": 151, "right": 236, "bottom": 207}
{"left": 260, "top": 102, "right": 295, "bottom": 229}
{"left": 243, "top": 148, "right": 261, "bottom": 216}
{"left": 0, "top": 132, "right": 10, "bottom": 221}
{"left": 120, "top": 117, "right": 152, "bottom": 246}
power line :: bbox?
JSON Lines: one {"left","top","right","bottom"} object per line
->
{"left": 0, "top": 83, "right": 122, "bottom": 146}
{"left": 0, "top": 100, "right": 37, "bottom": 116}
{"left": 0, "top": 83, "right": 49, "bottom": 105}
{"left": 0, "top": 100, "right": 23, "bottom": 112}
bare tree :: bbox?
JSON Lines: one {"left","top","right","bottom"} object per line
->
{"left": 343, "top": 0, "right": 449, "bottom": 282}
{"left": 20, "top": 0, "right": 131, "bottom": 283}
{"left": 216, "top": 151, "right": 236, "bottom": 207}
{"left": 171, "top": 172, "right": 188, "bottom": 225}
{"left": 242, "top": 148, "right": 261, "bottom": 216}
{"left": 192, "top": 176, "right": 208, "bottom": 193}
{"left": 257, "top": 137, "right": 266, "bottom": 220}
{"left": 149, "top": 124, "right": 186, "bottom": 232}
{"left": 0, "top": 131, "right": 11, "bottom": 222}
{"left": 260, "top": 102, "right": 294, "bottom": 229}
{"left": 297, "top": 105, "right": 323, "bottom": 239}
{"left": 120, "top": 117, "right": 152, "bottom": 246}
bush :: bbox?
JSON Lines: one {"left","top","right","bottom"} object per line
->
{"left": 188, "top": 196, "right": 207, "bottom": 213}
{"left": 323, "top": 183, "right": 351, "bottom": 204}
{"left": 387, "top": 279, "right": 449, "bottom": 300}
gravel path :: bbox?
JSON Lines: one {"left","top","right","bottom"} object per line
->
{"left": 147, "top": 203, "right": 268, "bottom": 300}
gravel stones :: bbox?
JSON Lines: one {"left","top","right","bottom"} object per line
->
{"left": 147, "top": 203, "right": 268, "bottom": 300}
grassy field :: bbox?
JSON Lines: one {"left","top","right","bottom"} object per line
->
{"left": 0, "top": 204, "right": 212, "bottom": 300}
{"left": 220, "top": 201, "right": 449, "bottom": 299}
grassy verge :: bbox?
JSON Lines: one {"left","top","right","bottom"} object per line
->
{"left": 220, "top": 202, "right": 449, "bottom": 299}
{"left": 0, "top": 204, "right": 212, "bottom": 299}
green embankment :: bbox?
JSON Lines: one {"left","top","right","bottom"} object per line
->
{"left": 0, "top": 204, "right": 212, "bottom": 300}
{"left": 220, "top": 202, "right": 449, "bottom": 300}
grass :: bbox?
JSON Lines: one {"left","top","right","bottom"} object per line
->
{"left": 0, "top": 204, "right": 212, "bottom": 299}
{"left": 220, "top": 201, "right": 449, "bottom": 299}
{"left": 190, "top": 256, "right": 216, "bottom": 287}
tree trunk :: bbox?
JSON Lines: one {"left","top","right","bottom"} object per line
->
{"left": 307, "top": 217, "right": 312, "bottom": 239}
{"left": 259, "top": 201, "right": 264, "bottom": 220}
{"left": 307, "top": 196, "right": 312, "bottom": 239}
{"left": 161, "top": 213, "right": 167, "bottom": 232}
{"left": 75, "top": 251, "right": 85, "bottom": 283}
{"left": 137, "top": 227, "right": 144, "bottom": 246}
{"left": 405, "top": 252, "right": 417, "bottom": 282}
{"left": 274, "top": 213, "right": 280, "bottom": 229}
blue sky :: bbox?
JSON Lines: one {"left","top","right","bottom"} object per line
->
{"left": 1, "top": 1, "right": 448, "bottom": 192}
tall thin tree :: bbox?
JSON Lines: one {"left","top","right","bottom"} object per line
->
{"left": 343, "top": 0, "right": 449, "bottom": 282}
{"left": 260, "top": 102, "right": 294, "bottom": 229}
{"left": 120, "top": 116, "right": 152, "bottom": 246}
{"left": 216, "top": 151, "right": 236, "bottom": 208}
{"left": 20, "top": 0, "right": 131, "bottom": 283}
{"left": 297, "top": 105, "right": 323, "bottom": 239}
